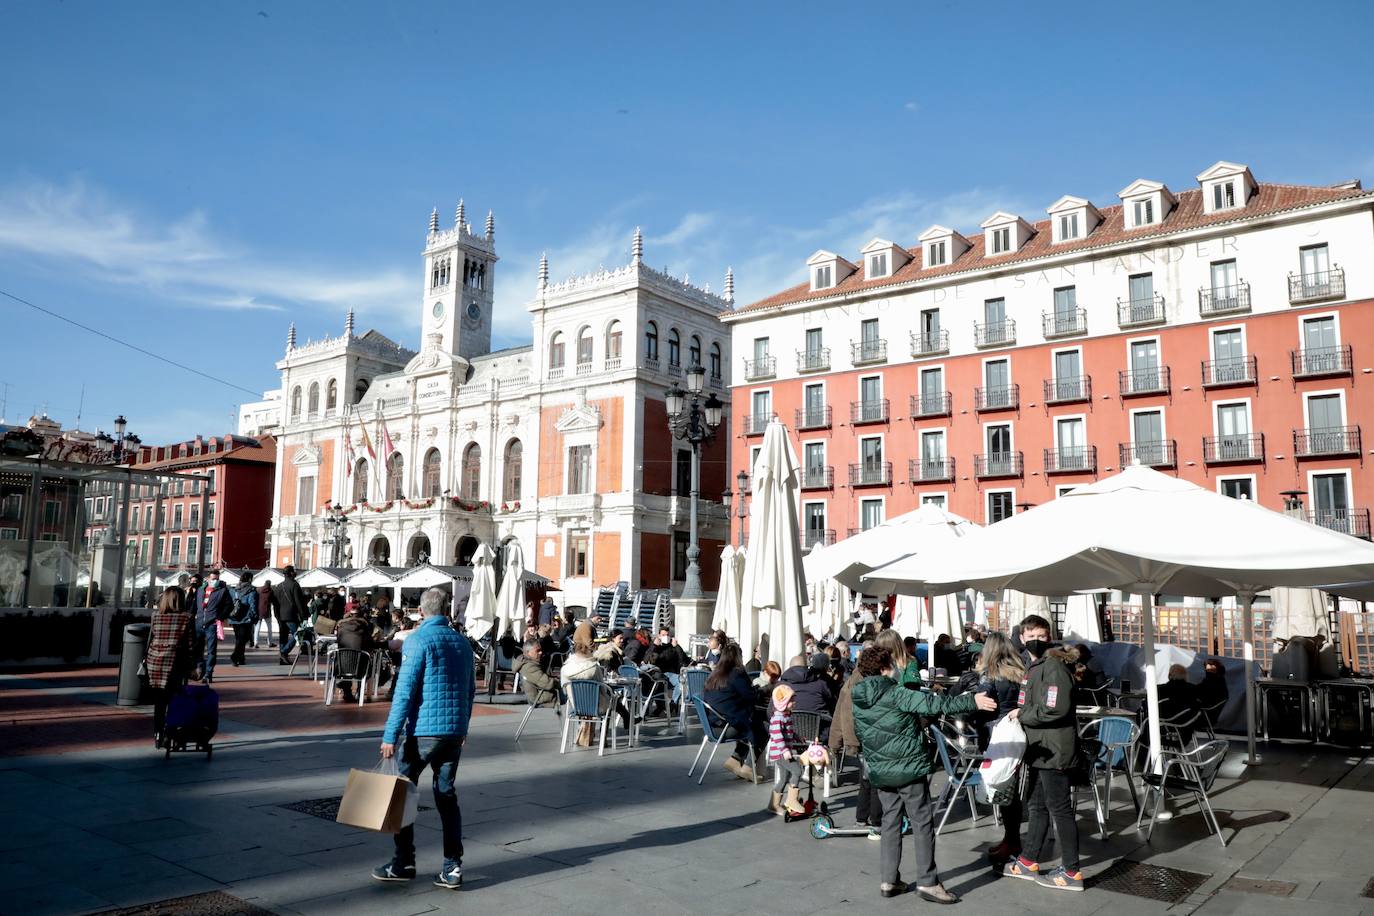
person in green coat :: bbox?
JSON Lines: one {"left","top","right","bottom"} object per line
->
{"left": 853, "top": 645, "right": 997, "bottom": 903}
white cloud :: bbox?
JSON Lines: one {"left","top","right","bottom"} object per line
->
{"left": 0, "top": 178, "right": 411, "bottom": 319}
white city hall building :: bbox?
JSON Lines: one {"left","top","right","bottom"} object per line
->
{"left": 265, "top": 205, "right": 733, "bottom": 611}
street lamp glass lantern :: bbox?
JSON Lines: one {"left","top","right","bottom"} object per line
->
{"left": 703, "top": 392, "right": 723, "bottom": 428}
{"left": 665, "top": 385, "right": 686, "bottom": 418}
{"left": 114, "top": 415, "right": 127, "bottom": 437}
{"left": 737, "top": 469, "right": 749, "bottom": 494}
{"left": 685, "top": 363, "right": 706, "bottom": 395}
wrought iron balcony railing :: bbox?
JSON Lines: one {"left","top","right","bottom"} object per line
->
{"left": 1293, "top": 426, "right": 1362, "bottom": 458}
{"left": 1042, "top": 308, "right": 1088, "bottom": 339}
{"left": 848, "top": 462, "right": 892, "bottom": 487}
{"left": 1118, "top": 439, "right": 1177, "bottom": 468}
{"left": 742, "top": 413, "right": 775, "bottom": 436}
{"left": 795, "top": 406, "right": 832, "bottom": 430}
{"left": 804, "top": 528, "right": 837, "bottom": 549}
{"left": 1119, "top": 365, "right": 1171, "bottom": 396}
{"left": 851, "top": 339, "right": 888, "bottom": 365}
{"left": 974, "top": 384, "right": 1019, "bottom": 411}
{"left": 910, "top": 329, "right": 950, "bottom": 357}
{"left": 800, "top": 466, "right": 834, "bottom": 490}
{"left": 1288, "top": 267, "right": 1345, "bottom": 304}
{"left": 1291, "top": 345, "right": 1353, "bottom": 379}
{"left": 1118, "top": 293, "right": 1166, "bottom": 328}
{"left": 1309, "top": 508, "right": 1371, "bottom": 539}
{"left": 908, "top": 457, "right": 955, "bottom": 483}
{"left": 742, "top": 356, "right": 776, "bottom": 381}
{"left": 1201, "top": 355, "right": 1257, "bottom": 388}
{"left": 974, "top": 451, "right": 1023, "bottom": 479}
{"left": 1043, "top": 446, "right": 1096, "bottom": 474}
{"left": 1044, "top": 375, "right": 1091, "bottom": 404}
{"left": 796, "top": 347, "right": 830, "bottom": 373}
{"left": 974, "top": 319, "right": 1016, "bottom": 348}
{"left": 1198, "top": 282, "right": 1251, "bottom": 317}
{"left": 1202, "top": 434, "right": 1265, "bottom": 464}
{"left": 909, "top": 391, "right": 952, "bottom": 418}
{"left": 850, "top": 399, "right": 889, "bottom": 424}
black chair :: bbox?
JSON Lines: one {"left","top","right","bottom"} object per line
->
{"left": 325, "top": 648, "right": 371, "bottom": 707}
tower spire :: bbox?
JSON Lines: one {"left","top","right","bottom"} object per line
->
{"left": 538, "top": 251, "right": 549, "bottom": 290}
{"left": 485, "top": 210, "right": 494, "bottom": 240}
{"left": 724, "top": 266, "right": 735, "bottom": 303}
{"left": 631, "top": 226, "right": 643, "bottom": 264}
{"left": 456, "top": 198, "right": 466, "bottom": 231}
{"left": 428, "top": 207, "right": 439, "bottom": 234}
{"left": 286, "top": 322, "right": 296, "bottom": 352}
{"left": 344, "top": 308, "right": 355, "bottom": 338}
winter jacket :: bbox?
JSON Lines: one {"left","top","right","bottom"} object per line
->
{"left": 593, "top": 641, "right": 624, "bottom": 669}
{"left": 274, "top": 576, "right": 308, "bottom": 625}
{"left": 336, "top": 615, "right": 382, "bottom": 653}
{"left": 560, "top": 652, "right": 611, "bottom": 714}
{"left": 623, "top": 635, "right": 650, "bottom": 666}
{"left": 228, "top": 584, "right": 259, "bottom": 625}
{"left": 702, "top": 667, "right": 758, "bottom": 732}
{"left": 195, "top": 583, "right": 233, "bottom": 628}
{"left": 852, "top": 674, "right": 977, "bottom": 790}
{"left": 647, "top": 641, "right": 689, "bottom": 675}
{"left": 382, "top": 615, "right": 476, "bottom": 744}
{"left": 1018, "top": 648, "right": 1079, "bottom": 770}
{"left": 828, "top": 668, "right": 868, "bottom": 753}
{"left": 779, "top": 665, "right": 837, "bottom": 716}
{"left": 513, "top": 654, "right": 559, "bottom": 707}
{"left": 145, "top": 608, "right": 196, "bottom": 690}
{"left": 256, "top": 583, "right": 278, "bottom": 621}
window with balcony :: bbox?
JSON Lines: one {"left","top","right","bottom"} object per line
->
{"left": 386, "top": 452, "right": 405, "bottom": 500}
{"left": 1295, "top": 315, "right": 1348, "bottom": 377}
{"left": 188, "top": 505, "right": 200, "bottom": 531}
{"left": 854, "top": 376, "right": 886, "bottom": 423}
{"left": 290, "top": 386, "right": 301, "bottom": 420}
{"left": 746, "top": 337, "right": 774, "bottom": 380}
{"left": 800, "top": 328, "right": 828, "bottom": 372}
{"left": 853, "top": 318, "right": 885, "bottom": 364}
{"left": 1205, "top": 327, "right": 1253, "bottom": 386}
{"left": 852, "top": 437, "right": 887, "bottom": 486}
{"left": 1206, "top": 403, "right": 1261, "bottom": 463}
{"left": 1297, "top": 393, "right": 1358, "bottom": 456}
{"left": 802, "top": 442, "right": 830, "bottom": 489}
{"left": 326, "top": 379, "right": 338, "bottom": 412}
{"left": 207, "top": 502, "right": 215, "bottom": 528}
{"left": 566, "top": 445, "right": 592, "bottom": 495}
{"left": 169, "top": 536, "right": 181, "bottom": 563}
{"left": 914, "top": 366, "right": 949, "bottom": 417}
{"left": 1128, "top": 410, "right": 1171, "bottom": 466}
{"left": 173, "top": 504, "right": 183, "bottom": 529}
{"left": 987, "top": 490, "right": 1014, "bottom": 524}
{"left": 799, "top": 383, "right": 828, "bottom": 429}
{"left": 423, "top": 448, "right": 442, "bottom": 497}
{"left": 1049, "top": 417, "right": 1090, "bottom": 472}
{"left": 548, "top": 332, "right": 566, "bottom": 373}
{"left": 1048, "top": 349, "right": 1087, "bottom": 403}
{"left": 1291, "top": 244, "right": 1343, "bottom": 303}
{"left": 576, "top": 327, "right": 594, "bottom": 368}
{"left": 1046, "top": 286, "right": 1085, "bottom": 337}
{"left": 307, "top": 382, "right": 319, "bottom": 418}
{"left": 977, "top": 298, "right": 1014, "bottom": 347}
{"left": 914, "top": 430, "right": 950, "bottom": 482}
{"left": 804, "top": 503, "right": 829, "bottom": 548}
{"left": 1120, "top": 273, "right": 1164, "bottom": 326}
{"left": 979, "top": 358, "right": 1016, "bottom": 410}
{"left": 1122, "top": 339, "right": 1166, "bottom": 395}
{"left": 187, "top": 536, "right": 199, "bottom": 565}
{"left": 749, "top": 390, "right": 772, "bottom": 434}
{"left": 606, "top": 321, "right": 623, "bottom": 365}
{"left": 860, "top": 498, "right": 884, "bottom": 531}
{"left": 1311, "top": 473, "right": 1365, "bottom": 538}
{"left": 982, "top": 424, "right": 1016, "bottom": 477}
{"left": 203, "top": 534, "right": 213, "bottom": 562}
{"left": 567, "top": 531, "right": 589, "bottom": 577}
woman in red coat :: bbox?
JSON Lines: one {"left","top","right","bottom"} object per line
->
{"left": 145, "top": 586, "right": 197, "bottom": 747}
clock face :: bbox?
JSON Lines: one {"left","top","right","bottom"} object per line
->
{"left": 431, "top": 301, "right": 445, "bottom": 322}
{"left": 465, "top": 302, "right": 482, "bottom": 321}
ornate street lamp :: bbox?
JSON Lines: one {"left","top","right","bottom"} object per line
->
{"left": 113, "top": 415, "right": 128, "bottom": 462}
{"left": 323, "top": 501, "right": 351, "bottom": 567}
{"left": 735, "top": 469, "right": 749, "bottom": 547}
{"left": 667, "top": 364, "right": 724, "bottom": 598}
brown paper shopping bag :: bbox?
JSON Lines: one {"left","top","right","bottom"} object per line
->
{"left": 336, "top": 759, "right": 417, "bottom": 833}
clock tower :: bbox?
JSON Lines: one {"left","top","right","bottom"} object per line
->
{"left": 421, "top": 199, "right": 497, "bottom": 360}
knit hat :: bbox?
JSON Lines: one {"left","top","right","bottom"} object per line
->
{"left": 771, "top": 684, "right": 795, "bottom": 707}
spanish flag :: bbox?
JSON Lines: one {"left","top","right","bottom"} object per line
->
{"left": 356, "top": 409, "right": 376, "bottom": 461}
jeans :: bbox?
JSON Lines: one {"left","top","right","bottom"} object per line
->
{"left": 664, "top": 671, "right": 682, "bottom": 705}
{"left": 393, "top": 736, "right": 464, "bottom": 870}
{"left": 279, "top": 621, "right": 299, "bottom": 658}
{"left": 729, "top": 711, "right": 768, "bottom": 763}
{"left": 878, "top": 778, "right": 938, "bottom": 887}
{"left": 772, "top": 757, "right": 803, "bottom": 789}
{"left": 1023, "top": 767, "right": 1079, "bottom": 871}
{"left": 230, "top": 622, "right": 253, "bottom": 665}
{"left": 199, "top": 622, "right": 219, "bottom": 678}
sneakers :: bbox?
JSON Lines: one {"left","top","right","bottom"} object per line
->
{"left": 372, "top": 862, "right": 415, "bottom": 882}
{"left": 1035, "top": 867, "right": 1084, "bottom": 892}
{"left": 1002, "top": 857, "right": 1040, "bottom": 881}
{"left": 879, "top": 880, "right": 908, "bottom": 898}
{"left": 434, "top": 863, "right": 462, "bottom": 890}
{"left": 867, "top": 828, "right": 881, "bottom": 842}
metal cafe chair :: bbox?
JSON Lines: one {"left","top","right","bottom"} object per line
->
{"left": 560, "top": 679, "right": 624, "bottom": 757}
{"left": 790, "top": 710, "right": 834, "bottom": 798}
{"left": 324, "top": 647, "right": 371, "bottom": 707}
{"left": 1135, "top": 739, "right": 1230, "bottom": 847}
{"left": 513, "top": 687, "right": 562, "bottom": 741}
{"left": 679, "top": 668, "right": 710, "bottom": 733}
{"left": 687, "top": 697, "right": 761, "bottom": 786}
{"left": 1079, "top": 715, "right": 1142, "bottom": 837}
{"left": 930, "top": 723, "right": 996, "bottom": 836}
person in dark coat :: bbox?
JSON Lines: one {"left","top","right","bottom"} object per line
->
{"left": 537, "top": 597, "right": 558, "bottom": 627}
{"left": 255, "top": 580, "right": 278, "bottom": 648}
{"left": 701, "top": 642, "right": 766, "bottom": 780}
{"left": 227, "top": 572, "right": 259, "bottom": 666}
{"left": 273, "top": 565, "right": 308, "bottom": 665}
{"left": 968, "top": 632, "right": 1027, "bottom": 862}
{"left": 194, "top": 571, "right": 233, "bottom": 682}
{"left": 622, "top": 628, "right": 650, "bottom": 666}
{"left": 1004, "top": 615, "right": 1083, "bottom": 892}
{"left": 647, "top": 626, "right": 690, "bottom": 713}
{"left": 779, "top": 653, "right": 838, "bottom": 738}
{"left": 1196, "top": 658, "right": 1229, "bottom": 719}
{"left": 335, "top": 607, "right": 384, "bottom": 702}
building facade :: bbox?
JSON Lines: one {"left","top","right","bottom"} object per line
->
{"left": 266, "top": 206, "right": 732, "bottom": 611}
{"left": 724, "top": 162, "right": 1373, "bottom": 549}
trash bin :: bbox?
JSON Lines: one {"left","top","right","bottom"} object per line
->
{"left": 117, "top": 623, "right": 152, "bottom": 706}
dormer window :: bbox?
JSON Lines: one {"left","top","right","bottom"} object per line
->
{"left": 1047, "top": 195, "right": 1101, "bottom": 244}
{"left": 806, "top": 250, "right": 856, "bottom": 291}
{"left": 1133, "top": 198, "right": 1154, "bottom": 226}
{"left": 991, "top": 227, "right": 1010, "bottom": 254}
{"left": 1197, "top": 161, "right": 1256, "bottom": 215}
{"left": 928, "top": 241, "right": 947, "bottom": 266}
{"left": 979, "top": 212, "right": 1033, "bottom": 256}
{"left": 859, "top": 238, "right": 909, "bottom": 281}
{"left": 868, "top": 252, "right": 887, "bottom": 278}
{"left": 1059, "top": 213, "right": 1079, "bottom": 241}
{"left": 917, "top": 226, "right": 969, "bottom": 270}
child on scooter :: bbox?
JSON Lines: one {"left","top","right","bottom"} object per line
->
{"left": 766, "top": 684, "right": 807, "bottom": 816}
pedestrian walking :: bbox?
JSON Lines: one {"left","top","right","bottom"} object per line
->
{"left": 227, "top": 570, "right": 259, "bottom": 666}
{"left": 1002, "top": 614, "right": 1084, "bottom": 892}
{"left": 273, "top": 565, "right": 308, "bottom": 665}
{"left": 852, "top": 645, "right": 996, "bottom": 902}
{"left": 194, "top": 570, "right": 232, "bottom": 682}
{"left": 145, "top": 586, "right": 197, "bottom": 747}
{"left": 373, "top": 586, "right": 475, "bottom": 890}
{"left": 255, "top": 578, "right": 278, "bottom": 648}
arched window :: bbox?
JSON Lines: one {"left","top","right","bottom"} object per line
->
{"left": 385, "top": 452, "right": 404, "bottom": 500}
{"left": 668, "top": 328, "right": 681, "bottom": 367}
{"left": 606, "top": 320, "right": 623, "bottom": 362}
{"left": 354, "top": 378, "right": 370, "bottom": 403}
{"left": 460, "top": 443, "right": 482, "bottom": 500}
{"left": 548, "top": 331, "right": 565, "bottom": 370}
{"left": 290, "top": 386, "right": 302, "bottom": 419}
{"left": 502, "top": 438, "right": 523, "bottom": 503}
{"left": 422, "top": 448, "right": 442, "bottom": 498}
{"left": 689, "top": 334, "right": 702, "bottom": 368}
{"left": 368, "top": 535, "right": 391, "bottom": 565}
{"left": 576, "top": 326, "right": 593, "bottom": 366}
{"left": 307, "top": 382, "right": 320, "bottom": 416}
{"left": 645, "top": 321, "right": 659, "bottom": 362}
{"left": 352, "top": 458, "right": 368, "bottom": 504}
{"left": 326, "top": 379, "right": 338, "bottom": 410}
{"left": 709, "top": 342, "right": 722, "bottom": 380}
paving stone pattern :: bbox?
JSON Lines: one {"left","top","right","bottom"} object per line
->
{"left": 4, "top": 652, "right": 1374, "bottom": 915}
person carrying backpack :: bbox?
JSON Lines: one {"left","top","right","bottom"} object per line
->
{"left": 227, "top": 571, "right": 260, "bottom": 666}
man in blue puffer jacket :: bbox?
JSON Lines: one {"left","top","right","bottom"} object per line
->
{"left": 374, "top": 587, "right": 475, "bottom": 891}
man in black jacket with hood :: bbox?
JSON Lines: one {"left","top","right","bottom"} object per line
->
{"left": 274, "top": 565, "right": 308, "bottom": 665}
{"left": 780, "top": 652, "right": 837, "bottom": 740}
{"left": 1004, "top": 614, "right": 1082, "bottom": 892}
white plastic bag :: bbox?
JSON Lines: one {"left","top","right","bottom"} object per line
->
{"left": 977, "top": 714, "right": 1026, "bottom": 802}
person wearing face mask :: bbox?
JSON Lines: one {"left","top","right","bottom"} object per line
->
{"left": 1003, "top": 614, "right": 1082, "bottom": 893}
{"left": 195, "top": 571, "right": 233, "bottom": 683}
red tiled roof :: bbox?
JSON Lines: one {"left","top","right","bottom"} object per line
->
{"left": 729, "top": 182, "right": 1372, "bottom": 316}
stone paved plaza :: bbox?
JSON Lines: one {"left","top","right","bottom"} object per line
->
{"left": 3, "top": 650, "right": 1374, "bottom": 916}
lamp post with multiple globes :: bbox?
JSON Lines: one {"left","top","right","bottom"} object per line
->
{"left": 665, "top": 364, "right": 723, "bottom": 599}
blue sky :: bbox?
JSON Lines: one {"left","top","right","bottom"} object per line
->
{"left": 2, "top": 0, "right": 1372, "bottom": 443}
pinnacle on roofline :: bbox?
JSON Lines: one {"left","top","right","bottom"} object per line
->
{"left": 724, "top": 266, "right": 734, "bottom": 303}
{"left": 286, "top": 322, "right": 296, "bottom": 352}
{"left": 485, "top": 209, "right": 494, "bottom": 240}
{"left": 344, "top": 308, "right": 355, "bottom": 338}
{"left": 632, "top": 226, "right": 643, "bottom": 264}
{"left": 455, "top": 197, "right": 465, "bottom": 228}
{"left": 428, "top": 207, "right": 439, "bottom": 234}
{"left": 538, "top": 251, "right": 549, "bottom": 290}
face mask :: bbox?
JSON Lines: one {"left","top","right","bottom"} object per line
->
{"left": 1024, "top": 639, "right": 1050, "bottom": 659}
{"left": 208, "top": 579, "right": 218, "bottom": 589}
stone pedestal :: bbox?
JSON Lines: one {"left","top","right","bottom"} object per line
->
{"left": 672, "top": 595, "right": 716, "bottom": 640}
